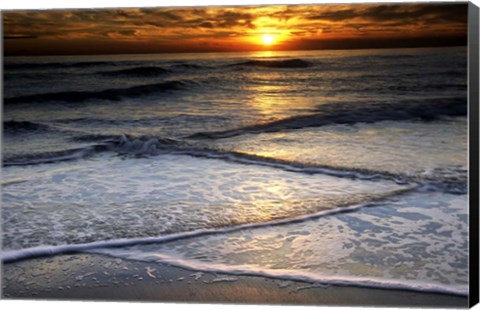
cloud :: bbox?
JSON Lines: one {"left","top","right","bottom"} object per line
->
{"left": 3, "top": 3, "right": 468, "bottom": 55}
{"left": 306, "top": 4, "right": 468, "bottom": 24}
{"left": 3, "top": 35, "right": 38, "bottom": 39}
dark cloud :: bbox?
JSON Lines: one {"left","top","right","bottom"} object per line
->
{"left": 148, "top": 9, "right": 183, "bottom": 21}
{"left": 125, "top": 9, "right": 255, "bottom": 30}
{"left": 270, "top": 7, "right": 304, "bottom": 22}
{"left": 4, "top": 35, "right": 38, "bottom": 39}
{"left": 215, "top": 11, "right": 255, "bottom": 28}
{"left": 307, "top": 3, "right": 468, "bottom": 25}
{"left": 199, "top": 22, "right": 214, "bottom": 28}
{"left": 308, "top": 9, "right": 358, "bottom": 21}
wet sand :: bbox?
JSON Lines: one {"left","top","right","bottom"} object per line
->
{"left": 1, "top": 253, "right": 468, "bottom": 307}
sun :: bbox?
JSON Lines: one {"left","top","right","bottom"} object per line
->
{"left": 261, "top": 34, "right": 276, "bottom": 45}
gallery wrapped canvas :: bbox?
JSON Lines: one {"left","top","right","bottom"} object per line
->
{"left": 1, "top": 1, "right": 479, "bottom": 308}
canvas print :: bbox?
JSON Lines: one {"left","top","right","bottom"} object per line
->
{"left": 1, "top": 2, "right": 473, "bottom": 307}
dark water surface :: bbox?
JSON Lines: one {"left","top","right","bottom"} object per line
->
{"left": 2, "top": 47, "right": 468, "bottom": 296}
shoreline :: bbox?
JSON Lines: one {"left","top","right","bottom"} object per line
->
{"left": 2, "top": 253, "right": 468, "bottom": 307}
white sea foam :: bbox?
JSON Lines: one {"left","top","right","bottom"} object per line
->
{"left": 2, "top": 153, "right": 405, "bottom": 251}
{"left": 88, "top": 192, "right": 468, "bottom": 297}
{"left": 1, "top": 200, "right": 383, "bottom": 263}
{"left": 2, "top": 192, "right": 469, "bottom": 296}
{"left": 93, "top": 251, "right": 468, "bottom": 296}
{"left": 198, "top": 118, "right": 467, "bottom": 177}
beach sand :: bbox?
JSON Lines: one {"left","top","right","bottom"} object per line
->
{"left": 1, "top": 253, "right": 468, "bottom": 307}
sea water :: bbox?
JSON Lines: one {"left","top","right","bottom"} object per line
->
{"left": 2, "top": 46, "right": 468, "bottom": 295}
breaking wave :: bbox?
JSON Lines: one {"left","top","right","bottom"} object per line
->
{"left": 3, "top": 134, "right": 466, "bottom": 194}
{"left": 2, "top": 144, "right": 112, "bottom": 166}
{"left": 187, "top": 97, "right": 466, "bottom": 139}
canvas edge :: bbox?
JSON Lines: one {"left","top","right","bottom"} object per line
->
{"left": 0, "top": 9, "right": 4, "bottom": 301}
{"left": 469, "top": 1, "right": 480, "bottom": 308}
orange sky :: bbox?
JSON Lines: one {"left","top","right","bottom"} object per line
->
{"left": 3, "top": 3, "right": 468, "bottom": 56}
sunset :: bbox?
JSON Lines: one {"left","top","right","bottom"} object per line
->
{"left": 2, "top": 2, "right": 473, "bottom": 307}
{"left": 4, "top": 3, "right": 468, "bottom": 55}
{"left": 261, "top": 33, "right": 276, "bottom": 45}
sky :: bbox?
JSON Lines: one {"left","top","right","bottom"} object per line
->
{"left": 3, "top": 2, "right": 469, "bottom": 56}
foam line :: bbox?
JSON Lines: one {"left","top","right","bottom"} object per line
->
{"left": 92, "top": 251, "right": 468, "bottom": 297}
{"left": 2, "top": 200, "right": 403, "bottom": 264}
{"left": 3, "top": 134, "right": 466, "bottom": 194}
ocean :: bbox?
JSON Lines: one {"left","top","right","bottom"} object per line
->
{"left": 2, "top": 46, "right": 469, "bottom": 296}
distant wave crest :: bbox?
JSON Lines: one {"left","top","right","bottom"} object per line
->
{"left": 4, "top": 80, "right": 192, "bottom": 104}
{"left": 97, "top": 66, "right": 170, "bottom": 77}
{"left": 4, "top": 61, "right": 118, "bottom": 70}
{"left": 229, "top": 58, "right": 312, "bottom": 68}
{"left": 172, "top": 63, "right": 207, "bottom": 69}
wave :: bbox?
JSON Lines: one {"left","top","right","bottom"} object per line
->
{"left": 2, "top": 135, "right": 183, "bottom": 166}
{"left": 229, "top": 58, "right": 312, "bottom": 68}
{"left": 6, "top": 61, "right": 207, "bottom": 72}
{"left": 2, "top": 144, "right": 113, "bottom": 166}
{"left": 4, "top": 80, "right": 192, "bottom": 105}
{"left": 187, "top": 97, "right": 466, "bottom": 139}
{"left": 4, "top": 61, "right": 119, "bottom": 70}
{"left": 0, "top": 200, "right": 389, "bottom": 263}
{"left": 92, "top": 250, "right": 467, "bottom": 297}
{"left": 97, "top": 66, "right": 170, "bottom": 77}
{"left": 375, "top": 54, "right": 417, "bottom": 59}
{"left": 404, "top": 70, "right": 466, "bottom": 78}
{"left": 5, "top": 133, "right": 396, "bottom": 179}
{"left": 1, "top": 197, "right": 467, "bottom": 297}
{"left": 388, "top": 84, "right": 466, "bottom": 92}
{"left": 68, "top": 133, "right": 125, "bottom": 142}
{"left": 171, "top": 146, "right": 466, "bottom": 195}
{"left": 3, "top": 134, "right": 466, "bottom": 194}
{"left": 415, "top": 166, "right": 468, "bottom": 195}
{"left": 3, "top": 120, "right": 50, "bottom": 133}
{"left": 172, "top": 63, "right": 207, "bottom": 69}
{"left": 114, "top": 134, "right": 181, "bottom": 155}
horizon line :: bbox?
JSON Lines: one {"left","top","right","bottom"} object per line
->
{"left": 4, "top": 43, "right": 468, "bottom": 58}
